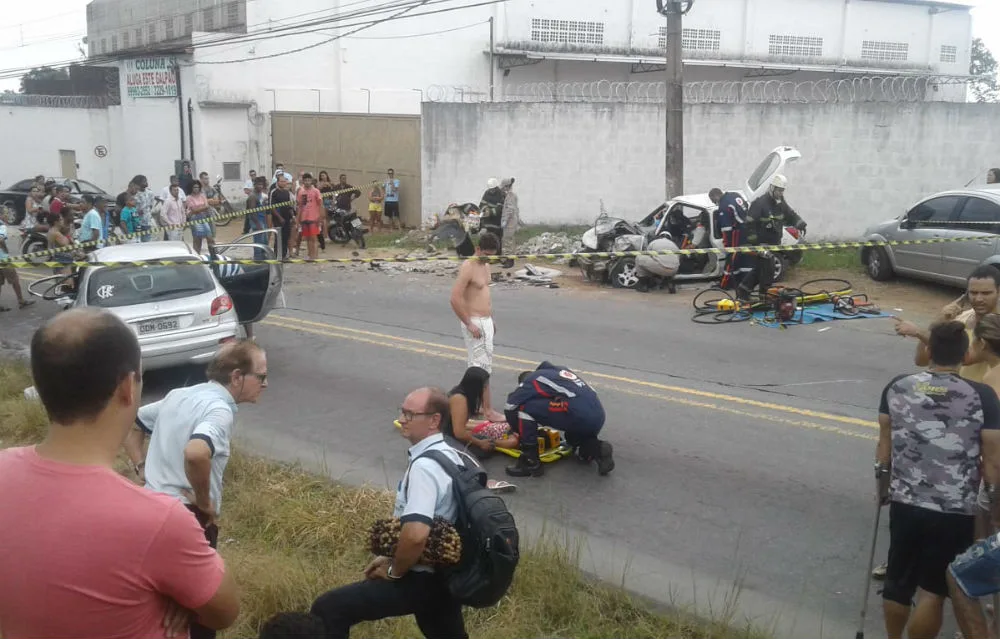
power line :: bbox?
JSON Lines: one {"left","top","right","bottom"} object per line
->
{"left": 345, "top": 19, "right": 489, "bottom": 39}
{"left": 0, "top": 0, "right": 503, "bottom": 78}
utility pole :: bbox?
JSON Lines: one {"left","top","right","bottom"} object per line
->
{"left": 656, "top": 0, "right": 694, "bottom": 200}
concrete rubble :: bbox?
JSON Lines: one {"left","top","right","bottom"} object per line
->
{"left": 517, "top": 232, "right": 583, "bottom": 264}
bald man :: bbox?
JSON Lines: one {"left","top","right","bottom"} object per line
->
{"left": 0, "top": 308, "right": 239, "bottom": 638}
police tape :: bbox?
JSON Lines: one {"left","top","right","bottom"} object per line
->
{"left": 1, "top": 234, "right": 997, "bottom": 269}
{"left": 5, "top": 179, "right": 385, "bottom": 262}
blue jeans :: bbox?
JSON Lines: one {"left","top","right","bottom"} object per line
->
{"left": 139, "top": 225, "right": 152, "bottom": 243}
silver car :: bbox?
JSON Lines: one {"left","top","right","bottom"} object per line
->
{"left": 861, "top": 186, "right": 1000, "bottom": 288}
{"left": 29, "top": 230, "right": 283, "bottom": 371}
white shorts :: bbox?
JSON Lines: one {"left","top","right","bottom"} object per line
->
{"left": 461, "top": 316, "right": 495, "bottom": 374}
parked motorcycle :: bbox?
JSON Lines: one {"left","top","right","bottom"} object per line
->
{"left": 574, "top": 213, "right": 648, "bottom": 289}
{"left": 18, "top": 217, "right": 82, "bottom": 264}
{"left": 328, "top": 207, "right": 367, "bottom": 248}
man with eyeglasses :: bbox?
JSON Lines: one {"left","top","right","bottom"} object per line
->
{"left": 311, "top": 387, "right": 469, "bottom": 639}
{"left": 123, "top": 340, "right": 268, "bottom": 639}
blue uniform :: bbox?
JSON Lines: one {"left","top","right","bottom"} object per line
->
{"left": 714, "top": 191, "right": 752, "bottom": 289}
{"left": 504, "top": 361, "right": 606, "bottom": 449}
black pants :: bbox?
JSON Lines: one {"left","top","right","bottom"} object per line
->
{"left": 185, "top": 505, "right": 220, "bottom": 639}
{"left": 738, "top": 251, "right": 774, "bottom": 297}
{"left": 276, "top": 222, "right": 291, "bottom": 259}
{"left": 310, "top": 571, "right": 467, "bottom": 639}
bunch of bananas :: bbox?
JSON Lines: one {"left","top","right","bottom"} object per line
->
{"left": 368, "top": 516, "right": 463, "bottom": 566}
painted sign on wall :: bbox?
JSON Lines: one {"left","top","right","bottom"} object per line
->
{"left": 123, "top": 57, "right": 177, "bottom": 98}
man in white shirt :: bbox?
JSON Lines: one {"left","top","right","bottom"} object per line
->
{"left": 123, "top": 340, "right": 268, "bottom": 639}
{"left": 161, "top": 175, "right": 187, "bottom": 206}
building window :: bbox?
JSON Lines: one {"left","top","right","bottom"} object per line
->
{"left": 134, "top": 28, "right": 142, "bottom": 46}
{"left": 861, "top": 40, "right": 909, "bottom": 62}
{"left": 940, "top": 44, "right": 957, "bottom": 63}
{"left": 185, "top": 13, "right": 193, "bottom": 35}
{"left": 530, "top": 18, "right": 604, "bottom": 46}
{"left": 203, "top": 8, "right": 215, "bottom": 31}
{"left": 122, "top": 31, "right": 129, "bottom": 48}
{"left": 165, "top": 18, "right": 174, "bottom": 39}
{"left": 100, "top": 38, "right": 107, "bottom": 54}
{"left": 111, "top": 34, "right": 118, "bottom": 51}
{"left": 768, "top": 34, "right": 823, "bottom": 57}
{"left": 148, "top": 24, "right": 157, "bottom": 43}
{"left": 658, "top": 27, "right": 721, "bottom": 52}
{"left": 226, "top": 2, "right": 239, "bottom": 26}
{"left": 222, "top": 163, "right": 242, "bottom": 181}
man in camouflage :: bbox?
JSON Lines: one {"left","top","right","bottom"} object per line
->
{"left": 876, "top": 320, "right": 1000, "bottom": 639}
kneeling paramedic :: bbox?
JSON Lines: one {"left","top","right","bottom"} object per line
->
{"left": 634, "top": 230, "right": 679, "bottom": 294}
{"left": 737, "top": 174, "right": 806, "bottom": 300}
{"left": 504, "top": 361, "right": 614, "bottom": 478}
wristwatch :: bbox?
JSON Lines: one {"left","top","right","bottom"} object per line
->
{"left": 874, "top": 461, "right": 890, "bottom": 477}
{"left": 386, "top": 562, "right": 403, "bottom": 580}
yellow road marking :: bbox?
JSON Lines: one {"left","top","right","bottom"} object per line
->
{"left": 272, "top": 313, "right": 877, "bottom": 430}
{"left": 261, "top": 318, "right": 876, "bottom": 442}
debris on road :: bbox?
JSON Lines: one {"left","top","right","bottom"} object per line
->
{"left": 366, "top": 250, "right": 460, "bottom": 276}
{"left": 519, "top": 232, "right": 583, "bottom": 264}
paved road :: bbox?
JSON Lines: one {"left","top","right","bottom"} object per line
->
{"left": 5, "top": 263, "right": 938, "bottom": 638}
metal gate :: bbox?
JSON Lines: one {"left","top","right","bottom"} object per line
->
{"left": 270, "top": 112, "right": 421, "bottom": 227}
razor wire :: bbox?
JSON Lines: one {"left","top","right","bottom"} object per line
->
{"left": 0, "top": 93, "right": 113, "bottom": 108}
{"left": 426, "top": 75, "right": 971, "bottom": 104}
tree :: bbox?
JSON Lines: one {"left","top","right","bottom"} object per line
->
{"left": 19, "top": 66, "right": 70, "bottom": 94}
{"left": 970, "top": 37, "right": 999, "bottom": 103}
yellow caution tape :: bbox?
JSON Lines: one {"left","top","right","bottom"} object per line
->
{"left": 0, "top": 235, "right": 996, "bottom": 269}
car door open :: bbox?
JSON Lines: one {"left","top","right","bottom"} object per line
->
{"left": 212, "top": 228, "right": 283, "bottom": 324}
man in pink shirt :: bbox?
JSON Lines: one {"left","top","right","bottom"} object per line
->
{"left": 296, "top": 172, "right": 324, "bottom": 260}
{"left": 0, "top": 308, "right": 240, "bottom": 639}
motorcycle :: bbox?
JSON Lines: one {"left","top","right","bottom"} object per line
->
{"left": 328, "top": 207, "right": 367, "bottom": 249}
{"left": 18, "top": 217, "right": 82, "bottom": 264}
{"left": 574, "top": 212, "right": 648, "bottom": 289}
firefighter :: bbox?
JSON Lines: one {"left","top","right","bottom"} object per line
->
{"left": 737, "top": 174, "right": 807, "bottom": 301}
{"left": 709, "top": 188, "right": 752, "bottom": 290}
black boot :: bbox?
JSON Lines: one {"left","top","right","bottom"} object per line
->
{"left": 635, "top": 277, "right": 651, "bottom": 293}
{"left": 505, "top": 443, "right": 544, "bottom": 477}
{"left": 578, "top": 439, "right": 615, "bottom": 476}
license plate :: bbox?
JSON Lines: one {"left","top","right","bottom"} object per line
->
{"left": 351, "top": 217, "right": 363, "bottom": 229}
{"left": 137, "top": 317, "right": 180, "bottom": 335}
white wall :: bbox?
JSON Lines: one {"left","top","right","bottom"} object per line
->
{"left": 421, "top": 101, "right": 1000, "bottom": 239}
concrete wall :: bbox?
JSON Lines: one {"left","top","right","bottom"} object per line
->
{"left": 421, "top": 101, "right": 1000, "bottom": 239}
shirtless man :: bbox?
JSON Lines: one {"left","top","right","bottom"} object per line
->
{"left": 450, "top": 232, "right": 504, "bottom": 422}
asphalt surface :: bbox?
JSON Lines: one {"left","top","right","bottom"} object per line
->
{"left": 2, "top": 261, "right": 943, "bottom": 638}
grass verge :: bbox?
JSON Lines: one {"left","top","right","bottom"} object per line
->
{"left": 362, "top": 225, "right": 593, "bottom": 252}
{"left": 793, "top": 246, "right": 865, "bottom": 274}
{"left": 0, "top": 360, "right": 765, "bottom": 639}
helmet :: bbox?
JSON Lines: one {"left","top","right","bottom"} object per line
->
{"left": 486, "top": 178, "right": 499, "bottom": 189}
{"left": 771, "top": 174, "right": 788, "bottom": 189}
{"left": 656, "top": 230, "right": 674, "bottom": 242}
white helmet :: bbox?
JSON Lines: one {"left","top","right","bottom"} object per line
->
{"left": 771, "top": 174, "right": 788, "bottom": 189}
{"left": 486, "top": 178, "right": 499, "bottom": 189}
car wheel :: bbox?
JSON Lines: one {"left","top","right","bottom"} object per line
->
{"left": 865, "top": 247, "right": 894, "bottom": 282}
{"left": 609, "top": 258, "right": 640, "bottom": 289}
{"left": 771, "top": 254, "right": 788, "bottom": 283}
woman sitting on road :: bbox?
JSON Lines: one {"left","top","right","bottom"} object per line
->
{"left": 446, "top": 366, "right": 520, "bottom": 456}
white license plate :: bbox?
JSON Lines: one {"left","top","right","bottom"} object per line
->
{"left": 351, "top": 218, "right": 363, "bottom": 229}
{"left": 137, "top": 317, "right": 180, "bottom": 335}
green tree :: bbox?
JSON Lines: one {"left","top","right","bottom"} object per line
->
{"left": 19, "top": 66, "right": 70, "bottom": 94}
{"left": 970, "top": 37, "right": 999, "bottom": 103}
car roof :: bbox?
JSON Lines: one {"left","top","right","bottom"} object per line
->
{"left": 90, "top": 241, "right": 199, "bottom": 263}
{"left": 670, "top": 193, "right": 715, "bottom": 209}
{"left": 921, "top": 188, "right": 1000, "bottom": 204}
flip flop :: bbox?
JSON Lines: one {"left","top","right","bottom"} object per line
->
{"left": 19, "top": 300, "right": 34, "bottom": 309}
{"left": 487, "top": 479, "right": 516, "bottom": 493}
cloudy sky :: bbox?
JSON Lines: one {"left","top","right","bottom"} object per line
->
{"left": 1, "top": 0, "right": 997, "bottom": 92}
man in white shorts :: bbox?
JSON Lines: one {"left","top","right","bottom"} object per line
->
{"left": 450, "top": 231, "right": 504, "bottom": 422}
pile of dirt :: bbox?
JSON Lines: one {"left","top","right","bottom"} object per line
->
{"left": 517, "top": 232, "right": 583, "bottom": 263}
{"left": 365, "top": 250, "right": 459, "bottom": 276}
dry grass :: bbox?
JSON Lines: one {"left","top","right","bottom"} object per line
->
{"left": 0, "top": 361, "right": 764, "bottom": 639}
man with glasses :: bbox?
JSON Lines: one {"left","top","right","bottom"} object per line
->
{"left": 311, "top": 387, "right": 469, "bottom": 639}
{"left": 123, "top": 340, "right": 268, "bottom": 639}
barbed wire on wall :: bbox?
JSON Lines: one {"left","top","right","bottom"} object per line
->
{"left": 0, "top": 93, "right": 111, "bottom": 108}
{"left": 426, "top": 75, "right": 971, "bottom": 105}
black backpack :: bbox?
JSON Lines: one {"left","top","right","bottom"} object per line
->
{"left": 411, "top": 449, "right": 519, "bottom": 608}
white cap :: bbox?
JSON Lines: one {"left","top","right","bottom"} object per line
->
{"left": 486, "top": 178, "right": 499, "bottom": 189}
{"left": 771, "top": 174, "right": 788, "bottom": 189}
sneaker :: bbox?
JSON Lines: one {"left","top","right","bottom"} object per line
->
{"left": 872, "top": 562, "right": 887, "bottom": 580}
{"left": 596, "top": 441, "right": 615, "bottom": 476}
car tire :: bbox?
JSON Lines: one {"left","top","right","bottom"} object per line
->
{"left": 609, "top": 258, "right": 640, "bottom": 289}
{"left": 864, "top": 247, "right": 894, "bottom": 282}
{"left": 771, "top": 254, "right": 789, "bottom": 283}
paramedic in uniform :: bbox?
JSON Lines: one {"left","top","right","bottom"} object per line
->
{"left": 709, "top": 187, "right": 752, "bottom": 291}
{"left": 634, "top": 230, "right": 679, "bottom": 294}
{"left": 310, "top": 387, "right": 468, "bottom": 639}
{"left": 504, "top": 361, "right": 614, "bottom": 478}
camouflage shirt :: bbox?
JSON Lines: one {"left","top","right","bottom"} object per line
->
{"left": 880, "top": 371, "right": 1000, "bottom": 515}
